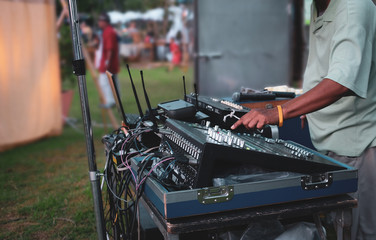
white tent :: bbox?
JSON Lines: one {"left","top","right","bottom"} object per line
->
{"left": 107, "top": 6, "right": 179, "bottom": 24}
{"left": 107, "top": 11, "right": 125, "bottom": 24}
{"left": 108, "top": 10, "right": 144, "bottom": 24}
{"left": 143, "top": 8, "right": 164, "bottom": 21}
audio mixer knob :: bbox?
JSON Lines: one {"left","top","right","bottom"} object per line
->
{"left": 205, "top": 121, "right": 211, "bottom": 128}
{"left": 212, "top": 131, "right": 217, "bottom": 139}
{"left": 239, "top": 140, "right": 245, "bottom": 148}
{"left": 214, "top": 125, "right": 219, "bottom": 131}
{"left": 215, "top": 133, "right": 220, "bottom": 141}
{"left": 209, "top": 130, "right": 214, "bottom": 139}
{"left": 228, "top": 137, "right": 233, "bottom": 145}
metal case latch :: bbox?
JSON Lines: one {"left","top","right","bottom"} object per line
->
{"left": 301, "top": 173, "right": 333, "bottom": 190}
{"left": 197, "top": 186, "right": 234, "bottom": 204}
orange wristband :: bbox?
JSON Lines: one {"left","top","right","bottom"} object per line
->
{"left": 277, "top": 105, "right": 283, "bottom": 127}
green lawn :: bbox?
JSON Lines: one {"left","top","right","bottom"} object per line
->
{"left": 0, "top": 65, "right": 338, "bottom": 239}
{"left": 0, "top": 65, "right": 193, "bottom": 240}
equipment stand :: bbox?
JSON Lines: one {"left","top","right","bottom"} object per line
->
{"left": 139, "top": 194, "right": 355, "bottom": 240}
{"left": 67, "top": 1, "right": 106, "bottom": 239}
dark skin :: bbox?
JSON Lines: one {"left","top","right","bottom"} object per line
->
{"left": 231, "top": 79, "right": 351, "bottom": 130}
{"left": 315, "top": 0, "right": 331, "bottom": 16}
{"left": 231, "top": 0, "right": 352, "bottom": 131}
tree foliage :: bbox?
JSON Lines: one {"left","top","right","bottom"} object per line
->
{"left": 69, "top": 0, "right": 168, "bottom": 13}
{"left": 58, "top": 24, "right": 76, "bottom": 90}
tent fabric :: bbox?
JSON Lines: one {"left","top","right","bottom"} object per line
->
{"left": 0, "top": 0, "right": 62, "bottom": 151}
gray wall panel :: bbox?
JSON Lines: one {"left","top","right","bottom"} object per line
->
{"left": 195, "top": 0, "right": 294, "bottom": 97}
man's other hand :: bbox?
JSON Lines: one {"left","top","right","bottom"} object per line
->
{"left": 231, "top": 108, "right": 279, "bottom": 130}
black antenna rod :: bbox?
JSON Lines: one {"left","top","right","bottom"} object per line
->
{"left": 106, "top": 71, "right": 128, "bottom": 126}
{"left": 126, "top": 64, "right": 144, "bottom": 118}
{"left": 183, "top": 76, "right": 187, "bottom": 101}
{"left": 194, "top": 83, "right": 199, "bottom": 109}
{"left": 140, "top": 70, "right": 155, "bottom": 121}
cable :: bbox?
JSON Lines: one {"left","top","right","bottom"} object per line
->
{"left": 137, "top": 157, "right": 175, "bottom": 190}
{"left": 102, "top": 122, "right": 175, "bottom": 239}
{"left": 164, "top": 140, "right": 174, "bottom": 153}
{"left": 163, "top": 160, "right": 176, "bottom": 178}
{"left": 223, "top": 109, "right": 240, "bottom": 123}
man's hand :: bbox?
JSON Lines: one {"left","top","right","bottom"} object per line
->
{"left": 231, "top": 79, "right": 351, "bottom": 131}
{"left": 231, "top": 108, "right": 279, "bottom": 130}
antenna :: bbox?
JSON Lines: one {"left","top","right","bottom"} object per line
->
{"left": 194, "top": 83, "right": 199, "bottom": 109}
{"left": 182, "top": 76, "right": 187, "bottom": 101}
{"left": 140, "top": 70, "right": 155, "bottom": 122}
{"left": 106, "top": 71, "right": 128, "bottom": 126}
{"left": 126, "top": 64, "right": 144, "bottom": 118}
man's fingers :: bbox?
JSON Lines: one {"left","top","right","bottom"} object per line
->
{"left": 247, "top": 118, "right": 258, "bottom": 129}
{"left": 231, "top": 119, "right": 242, "bottom": 130}
{"left": 232, "top": 111, "right": 253, "bottom": 129}
{"left": 256, "top": 119, "right": 266, "bottom": 129}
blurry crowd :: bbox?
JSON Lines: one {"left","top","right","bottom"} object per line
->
{"left": 57, "top": 5, "right": 193, "bottom": 108}
{"left": 74, "top": 7, "right": 193, "bottom": 72}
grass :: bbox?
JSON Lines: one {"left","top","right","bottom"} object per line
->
{"left": 0, "top": 64, "right": 193, "bottom": 240}
{"left": 0, "top": 64, "right": 338, "bottom": 239}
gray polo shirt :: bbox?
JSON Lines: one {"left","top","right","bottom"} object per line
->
{"left": 303, "top": 0, "right": 376, "bottom": 156}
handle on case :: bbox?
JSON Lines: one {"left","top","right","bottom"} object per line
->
{"left": 197, "top": 186, "right": 234, "bottom": 204}
{"left": 301, "top": 173, "right": 333, "bottom": 190}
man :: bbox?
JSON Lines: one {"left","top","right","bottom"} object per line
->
{"left": 98, "top": 13, "right": 120, "bottom": 108}
{"left": 232, "top": 0, "right": 376, "bottom": 239}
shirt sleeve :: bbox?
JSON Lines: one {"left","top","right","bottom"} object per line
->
{"left": 325, "top": 22, "right": 371, "bottom": 98}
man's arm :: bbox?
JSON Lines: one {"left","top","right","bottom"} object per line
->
{"left": 231, "top": 78, "right": 351, "bottom": 130}
{"left": 56, "top": 4, "right": 69, "bottom": 31}
{"left": 104, "top": 50, "right": 112, "bottom": 70}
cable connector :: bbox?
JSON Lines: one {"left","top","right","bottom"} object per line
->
{"left": 174, "top": 154, "right": 189, "bottom": 163}
{"left": 223, "top": 109, "right": 240, "bottom": 123}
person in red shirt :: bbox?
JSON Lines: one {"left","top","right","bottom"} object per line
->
{"left": 168, "top": 32, "right": 182, "bottom": 72}
{"left": 170, "top": 38, "right": 181, "bottom": 65}
{"left": 97, "top": 13, "right": 120, "bottom": 108}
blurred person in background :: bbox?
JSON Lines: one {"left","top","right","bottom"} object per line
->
{"left": 144, "top": 21, "right": 156, "bottom": 62}
{"left": 80, "top": 18, "right": 100, "bottom": 63}
{"left": 168, "top": 31, "right": 182, "bottom": 72}
{"left": 119, "top": 21, "right": 141, "bottom": 62}
{"left": 97, "top": 12, "right": 120, "bottom": 108}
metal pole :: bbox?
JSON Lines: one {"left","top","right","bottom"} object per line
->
{"left": 193, "top": 0, "right": 199, "bottom": 92}
{"left": 66, "top": 1, "right": 106, "bottom": 239}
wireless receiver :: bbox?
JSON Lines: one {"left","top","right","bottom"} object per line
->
{"left": 158, "top": 99, "right": 196, "bottom": 120}
{"left": 158, "top": 76, "right": 197, "bottom": 120}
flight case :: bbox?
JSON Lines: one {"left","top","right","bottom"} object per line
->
{"left": 130, "top": 147, "right": 357, "bottom": 219}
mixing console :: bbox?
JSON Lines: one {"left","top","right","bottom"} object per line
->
{"left": 185, "top": 94, "right": 249, "bottom": 128}
{"left": 158, "top": 119, "right": 345, "bottom": 188}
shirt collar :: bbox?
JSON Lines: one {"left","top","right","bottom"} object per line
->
{"left": 312, "top": 0, "right": 336, "bottom": 23}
